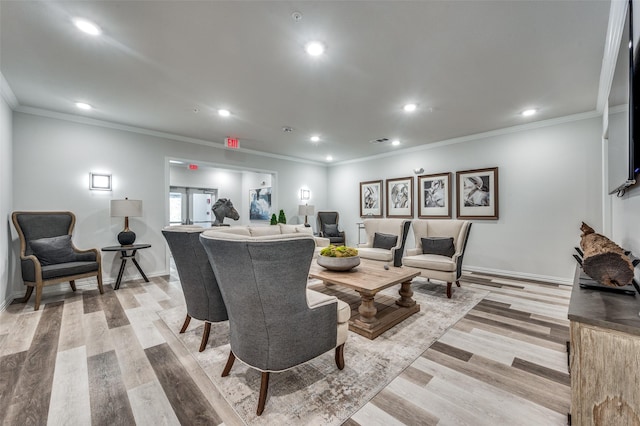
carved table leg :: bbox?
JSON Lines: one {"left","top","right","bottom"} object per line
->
{"left": 396, "top": 280, "right": 416, "bottom": 307}
{"left": 357, "top": 293, "right": 378, "bottom": 325}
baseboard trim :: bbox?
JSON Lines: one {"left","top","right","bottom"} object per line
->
{"left": 463, "top": 265, "right": 573, "bottom": 286}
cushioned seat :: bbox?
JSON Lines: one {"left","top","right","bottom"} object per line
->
{"left": 41, "top": 262, "right": 101, "bottom": 280}
{"left": 402, "top": 219, "right": 472, "bottom": 298}
{"left": 357, "top": 219, "right": 411, "bottom": 267}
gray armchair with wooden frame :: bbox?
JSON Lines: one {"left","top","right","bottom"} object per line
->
{"left": 402, "top": 219, "right": 472, "bottom": 298}
{"left": 11, "top": 211, "right": 103, "bottom": 311}
{"left": 316, "top": 211, "right": 346, "bottom": 245}
{"left": 199, "top": 231, "right": 349, "bottom": 415}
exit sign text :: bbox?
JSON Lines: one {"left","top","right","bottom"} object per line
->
{"left": 226, "top": 138, "right": 239, "bottom": 149}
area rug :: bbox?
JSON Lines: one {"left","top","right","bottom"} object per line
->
{"left": 157, "top": 278, "right": 488, "bottom": 425}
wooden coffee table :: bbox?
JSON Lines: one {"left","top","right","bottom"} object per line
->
{"left": 309, "top": 258, "right": 421, "bottom": 339}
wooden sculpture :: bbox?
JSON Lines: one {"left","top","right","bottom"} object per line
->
{"left": 580, "top": 222, "right": 634, "bottom": 287}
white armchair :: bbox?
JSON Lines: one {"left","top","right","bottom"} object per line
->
{"left": 402, "top": 219, "right": 472, "bottom": 298}
{"left": 357, "top": 219, "right": 412, "bottom": 267}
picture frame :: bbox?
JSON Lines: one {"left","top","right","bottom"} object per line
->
{"left": 418, "top": 172, "right": 452, "bottom": 218}
{"left": 386, "top": 176, "right": 413, "bottom": 218}
{"left": 359, "top": 180, "right": 383, "bottom": 217}
{"left": 456, "top": 167, "right": 499, "bottom": 219}
{"left": 249, "top": 187, "right": 272, "bottom": 220}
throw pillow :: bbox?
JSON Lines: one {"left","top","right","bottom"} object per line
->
{"left": 324, "top": 224, "right": 340, "bottom": 237}
{"left": 421, "top": 237, "right": 455, "bottom": 257}
{"left": 373, "top": 232, "right": 398, "bottom": 250}
{"left": 29, "top": 235, "right": 78, "bottom": 266}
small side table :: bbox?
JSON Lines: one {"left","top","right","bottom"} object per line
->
{"left": 101, "top": 244, "right": 151, "bottom": 290}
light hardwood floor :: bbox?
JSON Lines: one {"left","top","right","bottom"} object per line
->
{"left": 0, "top": 270, "right": 570, "bottom": 425}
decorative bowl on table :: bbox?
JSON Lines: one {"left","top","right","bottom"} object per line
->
{"left": 317, "top": 245, "right": 360, "bottom": 271}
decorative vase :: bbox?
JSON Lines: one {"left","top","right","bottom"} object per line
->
{"left": 317, "top": 255, "right": 360, "bottom": 271}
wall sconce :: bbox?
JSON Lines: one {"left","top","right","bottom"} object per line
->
{"left": 300, "top": 189, "right": 310, "bottom": 201}
{"left": 90, "top": 172, "right": 112, "bottom": 190}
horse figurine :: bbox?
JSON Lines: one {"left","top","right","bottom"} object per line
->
{"left": 212, "top": 198, "right": 240, "bottom": 226}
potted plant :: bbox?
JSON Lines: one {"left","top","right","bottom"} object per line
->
{"left": 317, "top": 245, "right": 360, "bottom": 271}
{"left": 270, "top": 214, "right": 278, "bottom": 225}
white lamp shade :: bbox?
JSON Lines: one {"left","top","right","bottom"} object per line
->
{"left": 298, "top": 205, "right": 315, "bottom": 216}
{"left": 110, "top": 199, "right": 142, "bottom": 217}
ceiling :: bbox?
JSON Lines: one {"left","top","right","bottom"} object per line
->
{"left": 0, "top": 1, "right": 611, "bottom": 164}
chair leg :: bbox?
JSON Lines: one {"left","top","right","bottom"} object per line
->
{"left": 221, "top": 351, "right": 236, "bottom": 377}
{"left": 335, "top": 344, "right": 345, "bottom": 370}
{"left": 14, "top": 286, "right": 34, "bottom": 304}
{"left": 179, "top": 315, "right": 191, "bottom": 333}
{"left": 456, "top": 280, "right": 461, "bottom": 287}
{"left": 34, "top": 284, "right": 43, "bottom": 311}
{"left": 446, "top": 282, "right": 452, "bottom": 299}
{"left": 69, "top": 280, "right": 77, "bottom": 291}
{"left": 257, "top": 372, "right": 270, "bottom": 416}
{"left": 199, "top": 322, "right": 211, "bottom": 352}
{"left": 96, "top": 273, "right": 104, "bottom": 294}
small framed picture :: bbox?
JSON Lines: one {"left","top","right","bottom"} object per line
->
{"left": 360, "top": 180, "right": 383, "bottom": 217}
{"left": 386, "top": 176, "right": 413, "bottom": 218}
{"left": 418, "top": 172, "right": 452, "bottom": 218}
{"left": 456, "top": 167, "right": 499, "bottom": 219}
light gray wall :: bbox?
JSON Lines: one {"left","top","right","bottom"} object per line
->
{"left": 329, "top": 116, "right": 603, "bottom": 283}
{"left": 1, "top": 95, "right": 13, "bottom": 309}
{"left": 9, "top": 111, "right": 328, "bottom": 297}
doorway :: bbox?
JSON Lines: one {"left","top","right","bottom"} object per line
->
{"left": 169, "top": 186, "right": 218, "bottom": 226}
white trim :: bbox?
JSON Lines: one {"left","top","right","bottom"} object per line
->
{"left": 463, "top": 265, "right": 573, "bottom": 286}
{"left": 14, "top": 105, "right": 325, "bottom": 166}
{"left": 332, "top": 110, "right": 601, "bottom": 167}
{"left": 597, "top": 0, "right": 628, "bottom": 112}
{"left": 0, "top": 72, "right": 18, "bottom": 109}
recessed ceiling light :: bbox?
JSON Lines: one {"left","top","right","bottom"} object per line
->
{"left": 326, "top": 155, "right": 333, "bottom": 162}
{"left": 521, "top": 109, "right": 537, "bottom": 117}
{"left": 75, "top": 102, "right": 92, "bottom": 110}
{"left": 73, "top": 18, "right": 102, "bottom": 36}
{"left": 310, "top": 135, "right": 320, "bottom": 142}
{"left": 305, "top": 41, "right": 325, "bottom": 56}
{"left": 403, "top": 103, "right": 417, "bottom": 113}
{"left": 391, "top": 140, "right": 401, "bottom": 146}
{"left": 218, "top": 109, "right": 231, "bottom": 117}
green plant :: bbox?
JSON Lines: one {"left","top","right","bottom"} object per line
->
{"left": 270, "top": 214, "right": 278, "bottom": 225}
{"left": 320, "top": 245, "right": 358, "bottom": 257}
{"left": 278, "top": 209, "right": 286, "bottom": 224}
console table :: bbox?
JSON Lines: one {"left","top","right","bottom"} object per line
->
{"left": 568, "top": 267, "right": 640, "bottom": 425}
{"left": 101, "top": 244, "right": 151, "bottom": 290}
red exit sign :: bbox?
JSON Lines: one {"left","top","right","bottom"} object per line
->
{"left": 226, "top": 137, "right": 239, "bottom": 149}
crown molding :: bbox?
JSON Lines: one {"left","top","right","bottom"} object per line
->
{"left": 597, "top": 0, "right": 628, "bottom": 112}
{"left": 0, "top": 72, "right": 18, "bottom": 109}
{"left": 332, "top": 109, "right": 601, "bottom": 167}
{"left": 14, "top": 105, "right": 325, "bottom": 167}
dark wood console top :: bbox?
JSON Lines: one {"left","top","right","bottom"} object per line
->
{"left": 568, "top": 266, "right": 640, "bottom": 336}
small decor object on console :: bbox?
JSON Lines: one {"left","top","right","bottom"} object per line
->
{"left": 318, "top": 245, "right": 360, "bottom": 271}
{"left": 211, "top": 198, "right": 240, "bottom": 226}
{"left": 278, "top": 209, "right": 287, "bottom": 224}
{"left": 580, "top": 222, "right": 634, "bottom": 287}
{"left": 270, "top": 214, "right": 278, "bottom": 225}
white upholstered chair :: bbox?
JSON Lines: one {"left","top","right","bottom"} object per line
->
{"left": 357, "top": 219, "right": 412, "bottom": 267}
{"left": 402, "top": 219, "right": 472, "bottom": 298}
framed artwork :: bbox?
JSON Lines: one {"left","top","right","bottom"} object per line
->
{"left": 360, "top": 180, "right": 383, "bottom": 217}
{"left": 249, "top": 187, "right": 272, "bottom": 220}
{"left": 418, "top": 172, "right": 452, "bottom": 218}
{"left": 386, "top": 176, "right": 413, "bottom": 218}
{"left": 456, "top": 167, "right": 499, "bottom": 219}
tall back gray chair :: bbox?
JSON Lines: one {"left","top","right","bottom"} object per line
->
{"left": 162, "top": 225, "right": 228, "bottom": 352}
{"left": 199, "top": 232, "right": 348, "bottom": 416}
{"left": 12, "top": 211, "right": 103, "bottom": 311}
{"left": 316, "top": 211, "right": 345, "bottom": 245}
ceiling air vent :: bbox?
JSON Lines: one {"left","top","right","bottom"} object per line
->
{"left": 369, "top": 138, "right": 389, "bottom": 144}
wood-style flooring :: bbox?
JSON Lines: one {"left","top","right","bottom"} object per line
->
{"left": 0, "top": 269, "right": 571, "bottom": 425}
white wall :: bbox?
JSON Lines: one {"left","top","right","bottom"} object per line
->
{"left": 329, "top": 115, "right": 603, "bottom": 283}
{"left": 10, "top": 111, "right": 328, "bottom": 295}
{"left": 0, "top": 95, "right": 13, "bottom": 308}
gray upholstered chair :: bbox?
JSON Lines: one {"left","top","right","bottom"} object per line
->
{"left": 162, "top": 225, "right": 228, "bottom": 352}
{"left": 316, "top": 211, "right": 346, "bottom": 245}
{"left": 199, "top": 231, "right": 349, "bottom": 416}
{"left": 402, "top": 219, "right": 472, "bottom": 298}
{"left": 357, "top": 218, "right": 412, "bottom": 267}
{"left": 11, "top": 211, "right": 103, "bottom": 311}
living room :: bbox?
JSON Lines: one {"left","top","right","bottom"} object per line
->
{"left": 1, "top": 1, "right": 639, "bottom": 424}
